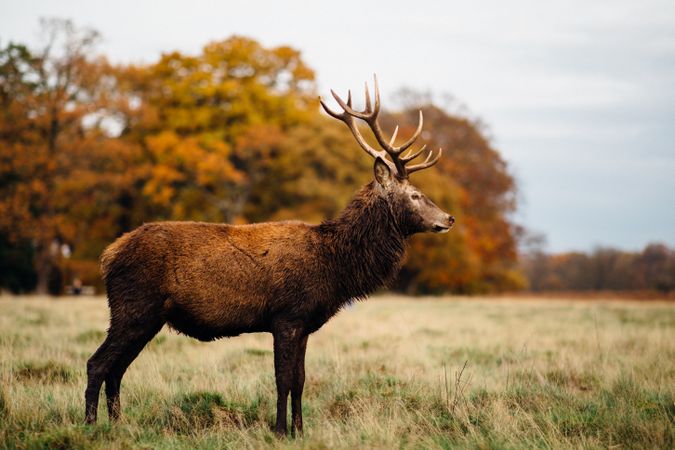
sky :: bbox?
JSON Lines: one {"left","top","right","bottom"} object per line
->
{"left": 2, "top": 0, "right": 674, "bottom": 252}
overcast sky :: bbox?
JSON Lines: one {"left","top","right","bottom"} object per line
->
{"left": 2, "top": 0, "right": 674, "bottom": 252}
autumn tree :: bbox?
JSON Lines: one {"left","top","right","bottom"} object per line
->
{"left": 2, "top": 21, "right": 527, "bottom": 295}
{"left": 114, "top": 36, "right": 316, "bottom": 224}
{"left": 0, "top": 19, "right": 121, "bottom": 293}
{"left": 521, "top": 243, "right": 675, "bottom": 293}
{"left": 376, "top": 103, "right": 524, "bottom": 293}
{"left": 0, "top": 42, "right": 38, "bottom": 292}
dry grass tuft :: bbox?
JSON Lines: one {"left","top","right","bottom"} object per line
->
{"left": 14, "top": 361, "right": 74, "bottom": 384}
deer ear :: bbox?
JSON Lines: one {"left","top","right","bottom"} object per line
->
{"left": 374, "top": 158, "right": 393, "bottom": 188}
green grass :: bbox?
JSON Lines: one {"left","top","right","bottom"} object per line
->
{"left": 0, "top": 295, "right": 673, "bottom": 449}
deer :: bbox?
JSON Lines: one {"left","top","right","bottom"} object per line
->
{"left": 84, "top": 76, "right": 455, "bottom": 436}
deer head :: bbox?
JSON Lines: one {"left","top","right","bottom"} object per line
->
{"left": 320, "top": 75, "right": 455, "bottom": 234}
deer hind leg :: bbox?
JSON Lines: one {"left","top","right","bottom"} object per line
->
{"left": 85, "top": 332, "right": 120, "bottom": 424}
{"left": 85, "top": 295, "right": 165, "bottom": 425}
{"left": 104, "top": 321, "right": 163, "bottom": 421}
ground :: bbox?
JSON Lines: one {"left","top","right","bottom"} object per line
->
{"left": 0, "top": 295, "right": 673, "bottom": 449}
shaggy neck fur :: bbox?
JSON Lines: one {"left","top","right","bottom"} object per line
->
{"left": 316, "top": 182, "right": 407, "bottom": 303}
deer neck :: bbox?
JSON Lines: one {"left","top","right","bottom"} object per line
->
{"left": 317, "top": 183, "right": 407, "bottom": 302}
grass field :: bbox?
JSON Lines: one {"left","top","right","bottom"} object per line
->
{"left": 0, "top": 295, "right": 673, "bottom": 449}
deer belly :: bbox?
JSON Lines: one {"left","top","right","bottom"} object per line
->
{"left": 163, "top": 293, "right": 270, "bottom": 341}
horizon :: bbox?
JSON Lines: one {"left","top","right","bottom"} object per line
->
{"left": 2, "top": 0, "right": 674, "bottom": 253}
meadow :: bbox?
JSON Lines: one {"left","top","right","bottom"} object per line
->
{"left": 0, "top": 295, "right": 673, "bottom": 449}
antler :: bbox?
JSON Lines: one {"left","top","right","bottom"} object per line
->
{"left": 319, "top": 74, "right": 442, "bottom": 178}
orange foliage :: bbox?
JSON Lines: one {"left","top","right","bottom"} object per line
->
{"left": 1, "top": 22, "right": 523, "bottom": 295}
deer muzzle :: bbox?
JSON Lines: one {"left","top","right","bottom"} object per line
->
{"left": 431, "top": 215, "right": 455, "bottom": 233}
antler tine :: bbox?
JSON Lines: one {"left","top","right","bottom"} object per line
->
{"left": 400, "top": 144, "right": 427, "bottom": 163}
{"left": 363, "top": 85, "right": 423, "bottom": 156}
{"left": 331, "top": 89, "right": 370, "bottom": 120}
{"left": 319, "top": 92, "right": 397, "bottom": 173}
{"left": 318, "top": 97, "right": 343, "bottom": 120}
{"left": 379, "top": 110, "right": 424, "bottom": 155}
{"left": 321, "top": 76, "right": 442, "bottom": 178}
{"left": 405, "top": 148, "right": 443, "bottom": 175}
{"left": 373, "top": 74, "right": 381, "bottom": 115}
{"left": 394, "top": 110, "right": 424, "bottom": 154}
{"left": 389, "top": 126, "right": 399, "bottom": 146}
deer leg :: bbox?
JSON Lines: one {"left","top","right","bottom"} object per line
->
{"left": 85, "top": 336, "right": 112, "bottom": 423}
{"left": 105, "top": 322, "right": 163, "bottom": 421}
{"left": 272, "top": 327, "right": 301, "bottom": 435}
{"left": 291, "top": 335, "right": 308, "bottom": 437}
{"left": 103, "top": 371, "right": 121, "bottom": 422}
{"left": 85, "top": 332, "right": 127, "bottom": 424}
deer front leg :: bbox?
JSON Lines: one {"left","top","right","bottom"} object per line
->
{"left": 272, "top": 326, "right": 301, "bottom": 435}
{"left": 291, "top": 335, "right": 308, "bottom": 437}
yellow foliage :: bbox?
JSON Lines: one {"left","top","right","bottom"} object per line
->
{"left": 0, "top": 28, "right": 522, "bottom": 295}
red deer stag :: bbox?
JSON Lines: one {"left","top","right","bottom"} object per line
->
{"left": 85, "top": 76, "right": 455, "bottom": 435}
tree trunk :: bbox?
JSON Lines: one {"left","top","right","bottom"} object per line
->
{"left": 35, "top": 256, "right": 51, "bottom": 295}
{"left": 34, "top": 247, "right": 60, "bottom": 296}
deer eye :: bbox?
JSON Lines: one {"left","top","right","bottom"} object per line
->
{"left": 411, "top": 193, "right": 421, "bottom": 200}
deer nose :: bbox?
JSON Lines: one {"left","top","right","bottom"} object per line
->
{"left": 447, "top": 215, "right": 455, "bottom": 226}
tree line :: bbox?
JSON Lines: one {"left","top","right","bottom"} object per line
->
{"left": 522, "top": 243, "right": 674, "bottom": 293}
{"left": 0, "top": 19, "right": 523, "bottom": 295}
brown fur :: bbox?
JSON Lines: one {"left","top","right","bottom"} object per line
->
{"left": 85, "top": 167, "right": 454, "bottom": 435}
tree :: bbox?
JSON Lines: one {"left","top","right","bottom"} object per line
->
{"left": 2, "top": 23, "right": 528, "bottom": 295}
{"left": 520, "top": 243, "right": 675, "bottom": 293}
{"left": 115, "top": 36, "right": 316, "bottom": 224}
{"left": 0, "top": 19, "right": 117, "bottom": 294}
{"left": 385, "top": 104, "right": 524, "bottom": 293}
